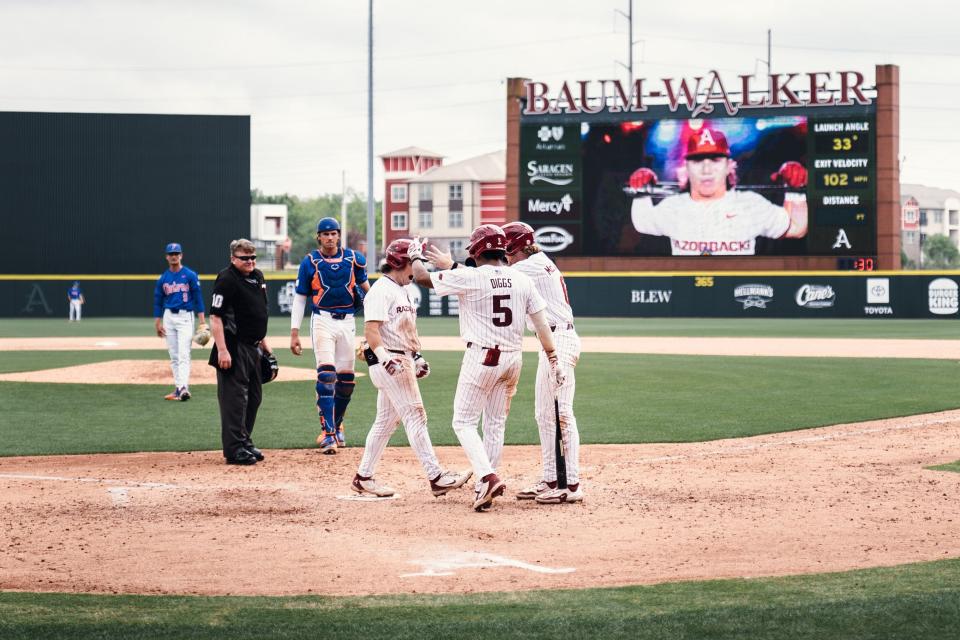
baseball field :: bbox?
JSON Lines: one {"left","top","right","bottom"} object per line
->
{"left": 2, "top": 316, "right": 959, "bottom": 639}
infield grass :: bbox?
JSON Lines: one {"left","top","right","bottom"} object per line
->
{"left": 1, "top": 316, "right": 958, "bottom": 339}
{"left": 928, "top": 460, "right": 960, "bottom": 473}
{"left": 0, "top": 559, "right": 958, "bottom": 639}
{"left": 3, "top": 349, "right": 960, "bottom": 455}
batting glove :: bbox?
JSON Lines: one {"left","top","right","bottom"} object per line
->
{"left": 628, "top": 167, "right": 658, "bottom": 190}
{"left": 413, "top": 353, "right": 430, "bottom": 379}
{"left": 771, "top": 161, "right": 807, "bottom": 188}
{"left": 407, "top": 236, "right": 427, "bottom": 261}
{"left": 383, "top": 358, "right": 404, "bottom": 376}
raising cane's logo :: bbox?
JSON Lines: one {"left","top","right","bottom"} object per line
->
{"left": 795, "top": 284, "right": 836, "bottom": 309}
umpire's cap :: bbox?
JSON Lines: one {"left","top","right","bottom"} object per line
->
{"left": 685, "top": 128, "right": 730, "bottom": 159}
{"left": 316, "top": 217, "right": 341, "bottom": 233}
{"left": 165, "top": 242, "right": 183, "bottom": 254}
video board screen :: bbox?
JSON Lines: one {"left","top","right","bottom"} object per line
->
{"left": 519, "top": 108, "right": 876, "bottom": 257}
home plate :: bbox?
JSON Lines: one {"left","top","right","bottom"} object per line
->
{"left": 336, "top": 493, "right": 401, "bottom": 502}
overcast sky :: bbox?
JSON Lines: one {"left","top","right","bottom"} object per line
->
{"left": 0, "top": 0, "right": 955, "bottom": 199}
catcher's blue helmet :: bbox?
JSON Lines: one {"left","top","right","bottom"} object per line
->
{"left": 316, "top": 217, "right": 341, "bottom": 233}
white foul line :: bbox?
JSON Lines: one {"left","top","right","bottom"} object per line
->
{"left": 401, "top": 551, "right": 575, "bottom": 578}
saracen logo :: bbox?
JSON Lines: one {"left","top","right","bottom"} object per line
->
{"left": 527, "top": 193, "right": 573, "bottom": 215}
{"left": 734, "top": 283, "right": 774, "bottom": 309}
{"left": 533, "top": 226, "right": 574, "bottom": 252}
{"left": 795, "top": 284, "right": 836, "bottom": 309}
{"left": 527, "top": 160, "right": 575, "bottom": 186}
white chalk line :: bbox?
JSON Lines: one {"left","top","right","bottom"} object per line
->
{"left": 335, "top": 493, "right": 401, "bottom": 502}
{"left": 401, "top": 551, "right": 575, "bottom": 578}
{"left": 0, "top": 473, "right": 179, "bottom": 489}
{"left": 629, "top": 415, "right": 960, "bottom": 465}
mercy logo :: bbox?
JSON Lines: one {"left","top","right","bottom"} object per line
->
{"left": 734, "top": 283, "right": 774, "bottom": 309}
{"left": 537, "top": 126, "right": 564, "bottom": 142}
{"left": 928, "top": 278, "right": 959, "bottom": 315}
{"left": 795, "top": 284, "right": 836, "bottom": 308}
{"left": 533, "top": 226, "right": 574, "bottom": 252}
{"left": 527, "top": 193, "right": 573, "bottom": 215}
{"left": 527, "top": 161, "right": 575, "bottom": 186}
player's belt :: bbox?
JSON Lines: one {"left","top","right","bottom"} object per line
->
{"left": 549, "top": 323, "right": 574, "bottom": 332}
{"left": 362, "top": 347, "right": 408, "bottom": 366}
{"left": 317, "top": 309, "right": 351, "bottom": 320}
{"left": 165, "top": 308, "right": 190, "bottom": 314}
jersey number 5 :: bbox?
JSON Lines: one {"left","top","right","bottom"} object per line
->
{"left": 492, "top": 294, "right": 512, "bottom": 327}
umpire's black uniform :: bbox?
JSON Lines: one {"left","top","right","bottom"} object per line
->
{"left": 208, "top": 263, "right": 269, "bottom": 463}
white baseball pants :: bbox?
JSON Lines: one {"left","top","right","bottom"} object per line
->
{"left": 163, "top": 309, "right": 195, "bottom": 390}
{"left": 69, "top": 300, "right": 82, "bottom": 321}
{"left": 310, "top": 311, "right": 357, "bottom": 370}
{"left": 534, "top": 329, "right": 581, "bottom": 485}
{"left": 357, "top": 354, "right": 443, "bottom": 480}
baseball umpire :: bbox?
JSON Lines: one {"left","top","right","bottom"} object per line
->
{"left": 208, "top": 239, "right": 272, "bottom": 466}
{"left": 289, "top": 217, "right": 370, "bottom": 454}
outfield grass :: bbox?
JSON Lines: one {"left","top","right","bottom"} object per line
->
{"left": 0, "top": 559, "right": 957, "bottom": 640}
{"left": 928, "top": 460, "right": 960, "bottom": 473}
{"left": 2, "top": 316, "right": 958, "bottom": 339}
{"left": 3, "top": 350, "right": 960, "bottom": 455}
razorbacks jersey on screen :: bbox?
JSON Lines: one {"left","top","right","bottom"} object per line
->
{"left": 295, "top": 248, "right": 368, "bottom": 312}
{"left": 363, "top": 275, "right": 420, "bottom": 353}
{"left": 430, "top": 264, "right": 545, "bottom": 351}
{"left": 631, "top": 190, "right": 790, "bottom": 255}
{"left": 510, "top": 252, "right": 574, "bottom": 330}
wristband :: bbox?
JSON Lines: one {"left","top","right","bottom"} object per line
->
{"left": 412, "top": 257, "right": 427, "bottom": 263}
{"left": 450, "top": 262, "right": 459, "bottom": 269}
{"left": 374, "top": 346, "right": 390, "bottom": 364}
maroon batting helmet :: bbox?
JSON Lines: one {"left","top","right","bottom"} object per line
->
{"left": 384, "top": 238, "right": 414, "bottom": 270}
{"left": 466, "top": 224, "right": 506, "bottom": 259}
{"left": 685, "top": 128, "right": 730, "bottom": 159}
{"left": 502, "top": 221, "right": 535, "bottom": 256}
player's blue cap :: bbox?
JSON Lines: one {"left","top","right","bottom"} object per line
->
{"left": 165, "top": 242, "right": 182, "bottom": 254}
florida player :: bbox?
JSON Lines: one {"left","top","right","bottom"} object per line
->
{"left": 410, "top": 225, "right": 566, "bottom": 512}
{"left": 351, "top": 238, "right": 472, "bottom": 498}
{"left": 629, "top": 127, "right": 808, "bottom": 255}
{"left": 290, "top": 217, "right": 370, "bottom": 453}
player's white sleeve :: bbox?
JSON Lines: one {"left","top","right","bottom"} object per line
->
{"left": 740, "top": 191, "right": 791, "bottom": 238}
{"left": 363, "top": 283, "right": 388, "bottom": 322}
{"left": 290, "top": 293, "right": 307, "bottom": 329}
{"left": 429, "top": 268, "right": 474, "bottom": 297}
{"left": 525, "top": 279, "right": 547, "bottom": 316}
{"left": 631, "top": 196, "right": 673, "bottom": 236}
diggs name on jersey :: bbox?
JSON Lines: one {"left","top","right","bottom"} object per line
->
{"left": 490, "top": 278, "right": 512, "bottom": 288}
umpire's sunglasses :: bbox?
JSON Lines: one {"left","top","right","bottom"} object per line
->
{"left": 233, "top": 254, "right": 257, "bottom": 262}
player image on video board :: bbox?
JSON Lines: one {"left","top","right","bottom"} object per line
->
{"left": 584, "top": 117, "right": 809, "bottom": 256}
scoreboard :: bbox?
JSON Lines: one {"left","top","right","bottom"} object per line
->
{"left": 518, "top": 104, "right": 879, "bottom": 259}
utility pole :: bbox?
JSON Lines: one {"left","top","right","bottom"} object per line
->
{"left": 340, "top": 170, "right": 348, "bottom": 243}
{"left": 767, "top": 29, "right": 772, "bottom": 74}
{"left": 366, "top": 0, "right": 376, "bottom": 266}
{"left": 615, "top": 0, "right": 635, "bottom": 87}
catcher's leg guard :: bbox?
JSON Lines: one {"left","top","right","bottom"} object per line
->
{"left": 334, "top": 372, "right": 355, "bottom": 429}
{"left": 316, "top": 365, "right": 337, "bottom": 434}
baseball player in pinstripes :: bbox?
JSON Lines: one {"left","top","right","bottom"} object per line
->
{"left": 503, "top": 222, "right": 583, "bottom": 504}
{"left": 153, "top": 242, "right": 206, "bottom": 401}
{"left": 350, "top": 238, "right": 472, "bottom": 498}
{"left": 410, "top": 224, "right": 566, "bottom": 512}
{"left": 289, "top": 217, "right": 370, "bottom": 454}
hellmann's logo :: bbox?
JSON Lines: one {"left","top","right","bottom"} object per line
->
{"left": 527, "top": 161, "right": 575, "bottom": 186}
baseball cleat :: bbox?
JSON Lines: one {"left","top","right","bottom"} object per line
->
{"left": 245, "top": 446, "right": 264, "bottom": 461}
{"left": 516, "top": 480, "right": 554, "bottom": 500}
{"left": 473, "top": 473, "right": 505, "bottom": 511}
{"left": 430, "top": 470, "right": 473, "bottom": 497}
{"left": 535, "top": 486, "right": 584, "bottom": 504}
{"left": 335, "top": 427, "right": 346, "bottom": 448}
{"left": 179, "top": 387, "right": 191, "bottom": 401}
{"left": 317, "top": 434, "right": 338, "bottom": 455}
{"left": 164, "top": 388, "right": 181, "bottom": 401}
{"left": 351, "top": 474, "right": 395, "bottom": 497}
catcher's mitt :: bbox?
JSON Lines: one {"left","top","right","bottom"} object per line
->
{"left": 193, "top": 323, "right": 211, "bottom": 347}
{"left": 259, "top": 350, "right": 279, "bottom": 384}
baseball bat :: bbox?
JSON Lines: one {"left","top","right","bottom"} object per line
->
{"left": 623, "top": 183, "right": 793, "bottom": 197}
{"left": 554, "top": 397, "right": 568, "bottom": 490}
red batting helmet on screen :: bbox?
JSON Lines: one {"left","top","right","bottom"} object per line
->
{"left": 466, "top": 224, "right": 506, "bottom": 259}
{"left": 685, "top": 128, "right": 730, "bottom": 158}
{"left": 384, "top": 238, "right": 413, "bottom": 269}
{"left": 502, "top": 221, "right": 535, "bottom": 256}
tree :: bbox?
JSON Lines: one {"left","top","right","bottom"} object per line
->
{"left": 922, "top": 234, "right": 960, "bottom": 269}
{"left": 900, "top": 249, "right": 916, "bottom": 270}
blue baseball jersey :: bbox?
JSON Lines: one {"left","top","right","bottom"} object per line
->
{"left": 295, "top": 248, "right": 368, "bottom": 313}
{"left": 68, "top": 285, "right": 83, "bottom": 300}
{"left": 153, "top": 266, "right": 205, "bottom": 317}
